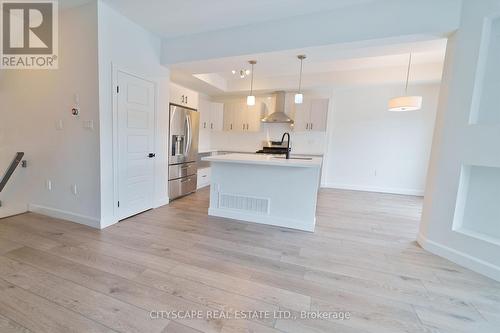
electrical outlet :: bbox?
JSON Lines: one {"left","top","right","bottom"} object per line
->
{"left": 46, "top": 180, "right": 52, "bottom": 191}
{"left": 71, "top": 184, "right": 78, "bottom": 196}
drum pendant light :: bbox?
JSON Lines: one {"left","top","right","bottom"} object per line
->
{"left": 388, "top": 53, "right": 422, "bottom": 111}
{"left": 295, "top": 55, "right": 306, "bottom": 104}
{"left": 247, "top": 60, "right": 257, "bottom": 106}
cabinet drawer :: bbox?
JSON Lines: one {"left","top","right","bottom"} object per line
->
{"left": 169, "top": 175, "right": 197, "bottom": 199}
{"left": 169, "top": 162, "right": 197, "bottom": 180}
{"left": 197, "top": 167, "right": 211, "bottom": 188}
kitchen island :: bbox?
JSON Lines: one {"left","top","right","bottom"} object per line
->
{"left": 202, "top": 153, "right": 322, "bottom": 231}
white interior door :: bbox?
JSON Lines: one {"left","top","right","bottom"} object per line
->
{"left": 117, "top": 71, "right": 155, "bottom": 220}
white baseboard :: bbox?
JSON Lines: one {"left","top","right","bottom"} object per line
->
{"left": 28, "top": 204, "right": 100, "bottom": 229}
{"left": 417, "top": 233, "right": 500, "bottom": 282}
{"left": 208, "top": 208, "right": 315, "bottom": 232}
{"left": 322, "top": 183, "right": 424, "bottom": 196}
{"left": 0, "top": 202, "right": 28, "bottom": 219}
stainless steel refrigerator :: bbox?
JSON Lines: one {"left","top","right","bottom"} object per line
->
{"left": 168, "top": 104, "right": 200, "bottom": 199}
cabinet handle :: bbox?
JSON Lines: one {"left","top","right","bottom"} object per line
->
{"left": 306, "top": 123, "right": 309, "bottom": 130}
{"left": 310, "top": 123, "right": 313, "bottom": 130}
{"left": 203, "top": 122, "right": 206, "bottom": 128}
{"left": 211, "top": 123, "right": 213, "bottom": 129}
{"left": 230, "top": 124, "right": 233, "bottom": 130}
{"left": 242, "top": 124, "right": 245, "bottom": 130}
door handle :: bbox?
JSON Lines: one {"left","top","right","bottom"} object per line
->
{"left": 148, "top": 153, "right": 156, "bottom": 158}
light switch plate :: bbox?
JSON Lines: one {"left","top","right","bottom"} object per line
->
{"left": 55, "top": 120, "right": 63, "bottom": 130}
{"left": 83, "top": 120, "right": 94, "bottom": 130}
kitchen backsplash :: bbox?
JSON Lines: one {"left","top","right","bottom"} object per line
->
{"left": 207, "top": 123, "right": 327, "bottom": 155}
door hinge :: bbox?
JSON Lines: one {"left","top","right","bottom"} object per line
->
{"left": 117, "top": 201, "right": 120, "bottom": 207}
{"left": 117, "top": 86, "right": 120, "bottom": 93}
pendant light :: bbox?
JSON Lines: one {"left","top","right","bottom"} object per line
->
{"left": 295, "top": 55, "right": 306, "bottom": 104}
{"left": 388, "top": 53, "right": 422, "bottom": 111}
{"left": 247, "top": 60, "right": 256, "bottom": 106}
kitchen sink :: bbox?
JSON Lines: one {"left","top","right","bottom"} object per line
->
{"left": 272, "top": 157, "right": 313, "bottom": 160}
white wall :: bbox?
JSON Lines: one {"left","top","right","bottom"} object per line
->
{"left": 323, "top": 83, "right": 440, "bottom": 195}
{"left": 97, "top": 0, "right": 170, "bottom": 228}
{"left": 0, "top": 2, "right": 101, "bottom": 225}
{"left": 419, "top": 0, "right": 500, "bottom": 282}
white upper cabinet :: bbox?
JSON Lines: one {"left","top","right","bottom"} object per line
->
{"left": 199, "top": 98, "right": 224, "bottom": 132}
{"left": 293, "top": 98, "right": 329, "bottom": 132}
{"left": 199, "top": 98, "right": 211, "bottom": 130}
{"left": 210, "top": 102, "right": 224, "bottom": 131}
{"left": 170, "top": 82, "right": 199, "bottom": 109}
{"left": 223, "top": 102, "right": 236, "bottom": 131}
{"left": 309, "top": 99, "right": 329, "bottom": 131}
{"left": 223, "top": 100, "right": 262, "bottom": 132}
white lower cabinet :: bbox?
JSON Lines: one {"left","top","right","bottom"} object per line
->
{"left": 197, "top": 167, "right": 211, "bottom": 189}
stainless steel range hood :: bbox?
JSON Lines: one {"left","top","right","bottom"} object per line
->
{"left": 261, "top": 91, "right": 294, "bottom": 124}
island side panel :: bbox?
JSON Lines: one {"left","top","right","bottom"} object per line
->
{"left": 208, "top": 162, "right": 320, "bottom": 231}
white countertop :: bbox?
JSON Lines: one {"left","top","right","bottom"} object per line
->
{"left": 202, "top": 153, "right": 322, "bottom": 168}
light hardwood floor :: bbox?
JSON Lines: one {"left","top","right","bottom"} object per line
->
{"left": 0, "top": 188, "right": 499, "bottom": 333}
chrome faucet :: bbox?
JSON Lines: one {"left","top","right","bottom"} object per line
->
{"left": 280, "top": 132, "right": 291, "bottom": 159}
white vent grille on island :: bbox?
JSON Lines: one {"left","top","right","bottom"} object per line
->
{"left": 219, "top": 193, "right": 270, "bottom": 214}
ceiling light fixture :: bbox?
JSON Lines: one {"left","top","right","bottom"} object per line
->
{"left": 388, "top": 53, "right": 422, "bottom": 111}
{"left": 247, "top": 60, "right": 257, "bottom": 106}
{"left": 232, "top": 69, "right": 251, "bottom": 79}
{"left": 295, "top": 55, "right": 306, "bottom": 104}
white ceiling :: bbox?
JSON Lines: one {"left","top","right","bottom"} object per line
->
{"left": 103, "top": 0, "right": 375, "bottom": 39}
{"left": 170, "top": 38, "right": 447, "bottom": 95}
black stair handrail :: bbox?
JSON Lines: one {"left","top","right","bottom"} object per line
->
{"left": 0, "top": 152, "right": 25, "bottom": 193}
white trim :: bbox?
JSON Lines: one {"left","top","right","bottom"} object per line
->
{"left": 208, "top": 207, "right": 315, "bottom": 232}
{"left": 417, "top": 233, "right": 500, "bottom": 282}
{"left": 28, "top": 204, "right": 100, "bottom": 229}
{"left": 322, "top": 182, "right": 424, "bottom": 196}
